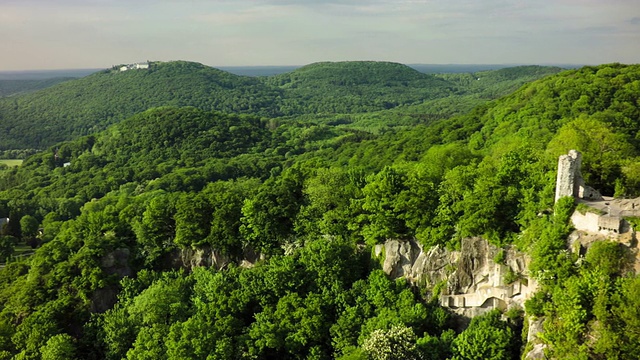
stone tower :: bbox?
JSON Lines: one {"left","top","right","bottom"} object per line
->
{"left": 555, "top": 150, "right": 603, "bottom": 202}
{"left": 555, "top": 150, "right": 583, "bottom": 202}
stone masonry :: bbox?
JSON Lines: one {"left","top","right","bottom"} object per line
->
{"left": 555, "top": 150, "right": 603, "bottom": 202}
{"left": 555, "top": 150, "right": 582, "bottom": 201}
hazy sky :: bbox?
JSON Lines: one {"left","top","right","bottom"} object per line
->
{"left": 1, "top": 0, "right": 639, "bottom": 70}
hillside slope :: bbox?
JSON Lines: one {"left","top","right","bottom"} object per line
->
{"left": 0, "top": 61, "right": 563, "bottom": 150}
{"left": 263, "top": 61, "right": 455, "bottom": 114}
{"left": 0, "top": 78, "right": 74, "bottom": 98}
{"left": 435, "top": 65, "right": 565, "bottom": 98}
{"left": 303, "top": 65, "right": 565, "bottom": 134}
{"left": 302, "top": 63, "right": 640, "bottom": 195}
{"left": 0, "top": 61, "right": 282, "bottom": 150}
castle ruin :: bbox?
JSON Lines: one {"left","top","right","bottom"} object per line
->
{"left": 555, "top": 150, "right": 602, "bottom": 202}
{"left": 556, "top": 150, "right": 640, "bottom": 239}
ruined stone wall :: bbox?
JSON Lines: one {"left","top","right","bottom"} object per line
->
{"left": 598, "top": 216, "right": 622, "bottom": 233}
{"left": 570, "top": 208, "right": 628, "bottom": 237}
{"left": 571, "top": 211, "right": 601, "bottom": 233}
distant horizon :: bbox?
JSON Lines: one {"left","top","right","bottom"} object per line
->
{"left": 0, "top": 61, "right": 594, "bottom": 80}
{"left": 2, "top": 1, "right": 639, "bottom": 71}
{"left": 0, "top": 61, "right": 594, "bottom": 74}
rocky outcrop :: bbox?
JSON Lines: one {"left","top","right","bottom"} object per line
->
{"left": 379, "top": 237, "right": 537, "bottom": 317}
{"left": 101, "top": 247, "right": 132, "bottom": 277}
{"left": 376, "top": 239, "right": 457, "bottom": 292}
{"left": 169, "top": 246, "right": 264, "bottom": 271}
{"left": 92, "top": 248, "right": 133, "bottom": 313}
{"left": 523, "top": 316, "right": 549, "bottom": 359}
{"left": 525, "top": 343, "right": 548, "bottom": 360}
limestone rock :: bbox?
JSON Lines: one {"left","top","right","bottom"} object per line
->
{"left": 525, "top": 344, "right": 548, "bottom": 360}
{"left": 381, "top": 237, "right": 536, "bottom": 318}
{"left": 382, "top": 239, "right": 419, "bottom": 279}
{"left": 380, "top": 239, "right": 456, "bottom": 288}
{"left": 169, "top": 246, "right": 263, "bottom": 271}
{"left": 171, "top": 247, "right": 232, "bottom": 271}
{"left": 527, "top": 317, "right": 545, "bottom": 343}
{"left": 92, "top": 248, "right": 132, "bottom": 313}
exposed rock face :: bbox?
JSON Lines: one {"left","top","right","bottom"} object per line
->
{"left": 92, "top": 248, "right": 132, "bottom": 313}
{"left": 170, "top": 247, "right": 231, "bottom": 271}
{"left": 525, "top": 343, "right": 548, "bottom": 360}
{"left": 101, "top": 248, "right": 132, "bottom": 277}
{"left": 378, "top": 239, "right": 457, "bottom": 291}
{"left": 169, "top": 246, "right": 263, "bottom": 271}
{"left": 569, "top": 228, "right": 640, "bottom": 273}
{"left": 380, "top": 238, "right": 536, "bottom": 317}
{"left": 527, "top": 317, "right": 545, "bottom": 343}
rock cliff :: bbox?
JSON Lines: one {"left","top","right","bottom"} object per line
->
{"left": 168, "top": 246, "right": 264, "bottom": 271}
{"left": 377, "top": 237, "right": 537, "bottom": 318}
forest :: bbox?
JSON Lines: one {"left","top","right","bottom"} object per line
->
{"left": 0, "top": 62, "right": 638, "bottom": 359}
{"left": 0, "top": 78, "right": 74, "bottom": 99}
{"left": 0, "top": 61, "right": 562, "bottom": 150}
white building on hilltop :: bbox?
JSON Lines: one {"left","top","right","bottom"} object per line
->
{"left": 120, "top": 62, "right": 150, "bottom": 71}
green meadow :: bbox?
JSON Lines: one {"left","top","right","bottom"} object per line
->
{"left": 0, "top": 159, "right": 22, "bottom": 167}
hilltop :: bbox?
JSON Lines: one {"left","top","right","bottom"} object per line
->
{"left": 0, "top": 61, "right": 281, "bottom": 150}
{"left": 302, "top": 65, "right": 565, "bottom": 134}
{"left": 335, "top": 63, "right": 640, "bottom": 185}
{"left": 0, "top": 60, "right": 563, "bottom": 150}
{"left": 263, "top": 61, "right": 455, "bottom": 115}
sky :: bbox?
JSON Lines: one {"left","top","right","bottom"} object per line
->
{"left": 1, "top": 0, "right": 639, "bottom": 70}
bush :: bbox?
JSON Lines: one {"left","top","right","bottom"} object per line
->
{"left": 452, "top": 310, "right": 516, "bottom": 360}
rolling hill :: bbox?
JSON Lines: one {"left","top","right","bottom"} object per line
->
{"left": 0, "top": 61, "right": 282, "bottom": 150}
{"left": 0, "top": 60, "right": 564, "bottom": 150}
{"left": 262, "top": 61, "right": 456, "bottom": 115}
{"left": 0, "top": 78, "right": 75, "bottom": 98}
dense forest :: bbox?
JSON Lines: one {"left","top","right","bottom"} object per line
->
{"left": 0, "top": 78, "right": 75, "bottom": 98}
{"left": 0, "top": 61, "right": 562, "bottom": 150}
{"left": 0, "top": 62, "right": 638, "bottom": 359}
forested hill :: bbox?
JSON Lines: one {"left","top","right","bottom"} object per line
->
{"left": 327, "top": 63, "right": 640, "bottom": 192}
{"left": 466, "top": 63, "right": 640, "bottom": 193}
{"left": 0, "top": 61, "right": 563, "bottom": 150}
{"left": 0, "top": 61, "right": 282, "bottom": 150}
{"left": 0, "top": 63, "right": 639, "bottom": 359}
{"left": 263, "top": 61, "right": 454, "bottom": 115}
{"left": 0, "top": 78, "right": 75, "bottom": 98}
{"left": 434, "top": 65, "right": 565, "bottom": 99}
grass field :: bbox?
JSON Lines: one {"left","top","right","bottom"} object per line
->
{"left": 0, "top": 243, "right": 35, "bottom": 267}
{"left": 0, "top": 159, "right": 22, "bottom": 167}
